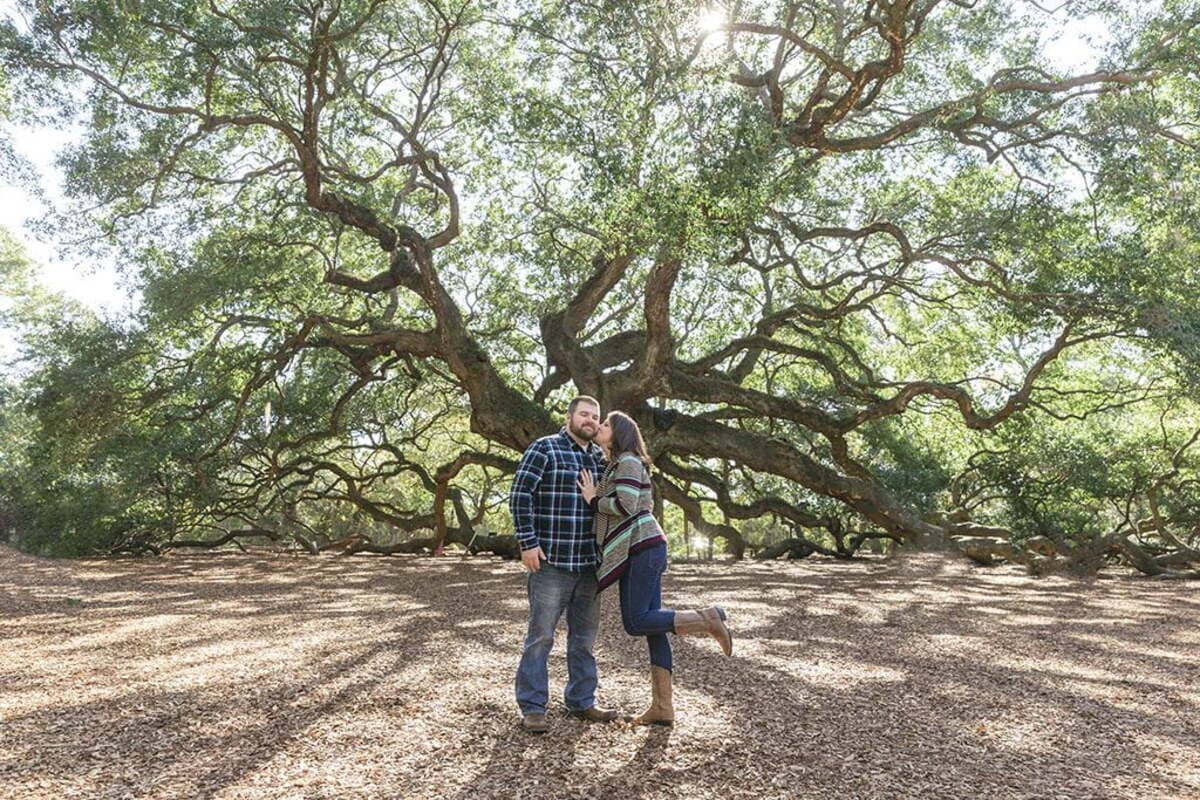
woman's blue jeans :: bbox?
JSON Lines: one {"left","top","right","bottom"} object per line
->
{"left": 618, "top": 541, "right": 675, "bottom": 671}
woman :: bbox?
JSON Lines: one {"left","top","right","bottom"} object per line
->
{"left": 577, "top": 411, "right": 732, "bottom": 727}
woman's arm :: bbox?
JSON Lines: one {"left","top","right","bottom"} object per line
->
{"left": 592, "top": 455, "right": 644, "bottom": 520}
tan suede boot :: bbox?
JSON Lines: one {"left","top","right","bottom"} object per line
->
{"left": 673, "top": 606, "right": 732, "bottom": 656}
{"left": 630, "top": 665, "right": 674, "bottom": 726}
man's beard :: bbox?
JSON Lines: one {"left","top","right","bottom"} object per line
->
{"left": 569, "top": 420, "right": 597, "bottom": 441}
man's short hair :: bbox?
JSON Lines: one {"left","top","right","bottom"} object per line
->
{"left": 567, "top": 395, "right": 600, "bottom": 415}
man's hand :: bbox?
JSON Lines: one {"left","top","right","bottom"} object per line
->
{"left": 521, "top": 546, "right": 546, "bottom": 572}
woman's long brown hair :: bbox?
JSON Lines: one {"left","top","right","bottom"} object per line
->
{"left": 605, "top": 411, "right": 652, "bottom": 470}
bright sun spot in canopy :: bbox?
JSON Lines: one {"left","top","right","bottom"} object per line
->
{"left": 698, "top": 8, "right": 726, "bottom": 34}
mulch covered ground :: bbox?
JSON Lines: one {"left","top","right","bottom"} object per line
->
{"left": 1, "top": 544, "right": 1197, "bottom": 800}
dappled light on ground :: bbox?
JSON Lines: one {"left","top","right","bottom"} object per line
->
{"left": 1, "top": 546, "right": 1197, "bottom": 799}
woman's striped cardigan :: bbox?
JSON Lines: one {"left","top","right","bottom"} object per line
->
{"left": 591, "top": 452, "right": 666, "bottom": 591}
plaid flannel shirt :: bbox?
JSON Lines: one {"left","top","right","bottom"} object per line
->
{"left": 509, "top": 428, "right": 606, "bottom": 572}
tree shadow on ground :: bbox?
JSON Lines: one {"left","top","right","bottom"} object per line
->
{"left": 1, "top": 547, "right": 1198, "bottom": 799}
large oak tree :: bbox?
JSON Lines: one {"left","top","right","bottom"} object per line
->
{"left": 2, "top": 0, "right": 1198, "bottom": 573}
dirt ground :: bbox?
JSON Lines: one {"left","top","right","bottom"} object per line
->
{"left": 1, "top": 545, "right": 1198, "bottom": 800}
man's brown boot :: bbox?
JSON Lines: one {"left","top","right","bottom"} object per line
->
{"left": 521, "top": 712, "right": 549, "bottom": 733}
{"left": 630, "top": 665, "right": 674, "bottom": 727}
{"left": 673, "top": 606, "right": 732, "bottom": 656}
{"left": 569, "top": 704, "right": 620, "bottom": 722}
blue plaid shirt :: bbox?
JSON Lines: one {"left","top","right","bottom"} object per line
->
{"left": 509, "top": 428, "right": 606, "bottom": 571}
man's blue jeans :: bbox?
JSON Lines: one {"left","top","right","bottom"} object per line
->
{"left": 515, "top": 563, "right": 600, "bottom": 715}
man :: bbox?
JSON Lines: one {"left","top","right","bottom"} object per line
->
{"left": 510, "top": 395, "right": 620, "bottom": 733}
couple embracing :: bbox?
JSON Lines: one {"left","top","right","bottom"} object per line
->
{"left": 509, "top": 395, "right": 732, "bottom": 733}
